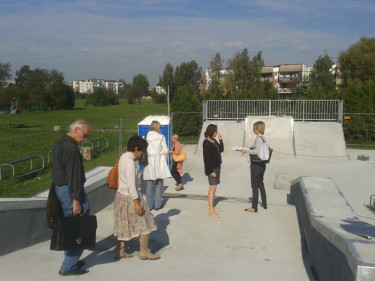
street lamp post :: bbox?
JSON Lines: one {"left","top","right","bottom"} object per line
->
{"left": 167, "top": 83, "right": 170, "bottom": 117}
{"left": 167, "top": 78, "right": 171, "bottom": 117}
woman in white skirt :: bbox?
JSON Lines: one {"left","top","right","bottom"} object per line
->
{"left": 113, "top": 135, "right": 159, "bottom": 260}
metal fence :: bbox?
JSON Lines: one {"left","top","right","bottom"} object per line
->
{"left": 203, "top": 100, "right": 343, "bottom": 123}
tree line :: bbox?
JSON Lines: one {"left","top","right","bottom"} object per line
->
{"left": 1, "top": 37, "right": 375, "bottom": 139}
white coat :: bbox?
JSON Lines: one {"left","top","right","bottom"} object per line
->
{"left": 143, "top": 131, "right": 171, "bottom": 180}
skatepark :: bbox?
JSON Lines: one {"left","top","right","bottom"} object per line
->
{"left": 1, "top": 116, "right": 375, "bottom": 281}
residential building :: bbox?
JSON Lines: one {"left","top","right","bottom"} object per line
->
{"left": 70, "top": 78, "right": 123, "bottom": 94}
{"left": 201, "top": 63, "right": 311, "bottom": 99}
{"left": 262, "top": 64, "right": 311, "bottom": 98}
{"left": 330, "top": 64, "right": 343, "bottom": 88}
{"left": 155, "top": 85, "right": 167, "bottom": 95}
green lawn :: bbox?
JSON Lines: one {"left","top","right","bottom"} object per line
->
{"left": 0, "top": 99, "right": 169, "bottom": 197}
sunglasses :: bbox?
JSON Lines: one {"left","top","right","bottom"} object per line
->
{"left": 77, "top": 127, "right": 89, "bottom": 139}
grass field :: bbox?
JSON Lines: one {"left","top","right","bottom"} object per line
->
{"left": 0, "top": 98, "right": 171, "bottom": 197}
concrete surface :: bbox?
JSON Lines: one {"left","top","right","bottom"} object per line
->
{"left": 1, "top": 114, "right": 375, "bottom": 281}
{"left": 1, "top": 144, "right": 375, "bottom": 281}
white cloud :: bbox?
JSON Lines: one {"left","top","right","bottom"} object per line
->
{"left": 0, "top": 0, "right": 371, "bottom": 86}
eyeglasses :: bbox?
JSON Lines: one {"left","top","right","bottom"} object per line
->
{"left": 77, "top": 127, "right": 89, "bottom": 139}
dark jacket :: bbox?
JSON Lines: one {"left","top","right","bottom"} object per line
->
{"left": 203, "top": 138, "right": 224, "bottom": 176}
{"left": 52, "top": 135, "right": 86, "bottom": 200}
{"left": 46, "top": 182, "right": 63, "bottom": 229}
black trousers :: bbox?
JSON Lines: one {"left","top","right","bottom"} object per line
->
{"left": 250, "top": 162, "right": 267, "bottom": 210}
{"left": 171, "top": 161, "right": 182, "bottom": 185}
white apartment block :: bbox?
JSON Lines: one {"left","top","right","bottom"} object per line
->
{"left": 155, "top": 85, "right": 167, "bottom": 95}
{"left": 71, "top": 79, "right": 123, "bottom": 94}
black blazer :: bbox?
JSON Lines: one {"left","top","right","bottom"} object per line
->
{"left": 203, "top": 138, "right": 224, "bottom": 176}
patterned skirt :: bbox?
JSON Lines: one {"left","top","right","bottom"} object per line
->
{"left": 113, "top": 192, "right": 157, "bottom": 241}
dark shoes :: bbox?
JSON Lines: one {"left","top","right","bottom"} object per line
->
{"left": 77, "top": 259, "right": 85, "bottom": 268}
{"left": 58, "top": 267, "right": 88, "bottom": 276}
{"left": 260, "top": 204, "right": 267, "bottom": 209}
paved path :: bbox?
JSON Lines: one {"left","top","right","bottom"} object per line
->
{"left": 1, "top": 145, "right": 375, "bottom": 281}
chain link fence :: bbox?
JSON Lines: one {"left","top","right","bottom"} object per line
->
{"left": 1, "top": 111, "right": 374, "bottom": 180}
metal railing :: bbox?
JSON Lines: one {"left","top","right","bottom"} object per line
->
{"left": 203, "top": 100, "right": 343, "bottom": 123}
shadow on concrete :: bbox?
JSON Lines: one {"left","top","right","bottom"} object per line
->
{"left": 84, "top": 235, "right": 118, "bottom": 269}
{"left": 84, "top": 208, "right": 181, "bottom": 268}
{"left": 341, "top": 219, "right": 375, "bottom": 240}
{"left": 294, "top": 207, "right": 318, "bottom": 281}
{"left": 181, "top": 172, "right": 194, "bottom": 185}
{"left": 150, "top": 209, "right": 181, "bottom": 253}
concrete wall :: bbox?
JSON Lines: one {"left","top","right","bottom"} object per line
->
{"left": 0, "top": 166, "right": 113, "bottom": 256}
{"left": 290, "top": 176, "right": 375, "bottom": 281}
{"left": 196, "top": 117, "right": 348, "bottom": 160}
{"left": 294, "top": 121, "right": 348, "bottom": 159}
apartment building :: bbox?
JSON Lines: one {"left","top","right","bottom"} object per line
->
{"left": 202, "top": 64, "right": 311, "bottom": 98}
{"left": 71, "top": 79, "right": 123, "bottom": 94}
{"left": 155, "top": 85, "right": 167, "bottom": 95}
{"left": 261, "top": 64, "right": 311, "bottom": 98}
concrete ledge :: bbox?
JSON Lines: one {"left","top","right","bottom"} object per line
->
{"left": 0, "top": 166, "right": 114, "bottom": 256}
{"left": 290, "top": 176, "right": 375, "bottom": 281}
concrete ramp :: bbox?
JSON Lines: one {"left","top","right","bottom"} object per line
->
{"left": 243, "top": 116, "right": 295, "bottom": 158}
{"left": 196, "top": 117, "right": 348, "bottom": 160}
{"left": 196, "top": 121, "right": 245, "bottom": 155}
{"left": 294, "top": 122, "right": 348, "bottom": 159}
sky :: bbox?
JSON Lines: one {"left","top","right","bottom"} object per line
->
{"left": 1, "top": 0, "right": 374, "bottom": 87}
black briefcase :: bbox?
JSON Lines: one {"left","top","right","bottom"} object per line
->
{"left": 50, "top": 215, "right": 97, "bottom": 251}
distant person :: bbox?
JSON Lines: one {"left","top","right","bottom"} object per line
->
{"left": 242, "top": 121, "right": 268, "bottom": 213}
{"left": 203, "top": 124, "right": 224, "bottom": 218}
{"left": 143, "top": 120, "right": 171, "bottom": 210}
{"left": 169, "top": 134, "right": 184, "bottom": 191}
{"left": 114, "top": 135, "right": 159, "bottom": 260}
{"left": 52, "top": 120, "right": 91, "bottom": 276}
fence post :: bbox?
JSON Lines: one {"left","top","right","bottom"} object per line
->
{"left": 338, "top": 100, "right": 343, "bottom": 123}
{"left": 119, "top": 119, "right": 123, "bottom": 157}
{"left": 269, "top": 100, "right": 272, "bottom": 116}
{"left": 203, "top": 100, "right": 207, "bottom": 121}
{"left": 236, "top": 100, "right": 239, "bottom": 119}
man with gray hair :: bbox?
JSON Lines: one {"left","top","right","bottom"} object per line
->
{"left": 52, "top": 120, "right": 91, "bottom": 276}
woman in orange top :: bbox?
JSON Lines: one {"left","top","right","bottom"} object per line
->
{"left": 169, "top": 134, "right": 184, "bottom": 191}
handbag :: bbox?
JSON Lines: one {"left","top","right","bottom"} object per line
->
{"left": 50, "top": 215, "right": 97, "bottom": 251}
{"left": 172, "top": 150, "right": 187, "bottom": 162}
{"left": 139, "top": 149, "right": 149, "bottom": 167}
{"left": 139, "top": 135, "right": 149, "bottom": 167}
{"left": 250, "top": 136, "right": 273, "bottom": 164}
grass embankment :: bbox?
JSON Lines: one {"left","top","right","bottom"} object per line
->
{"left": 0, "top": 99, "right": 168, "bottom": 197}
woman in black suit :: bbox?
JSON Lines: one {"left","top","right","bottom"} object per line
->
{"left": 203, "top": 124, "right": 224, "bottom": 218}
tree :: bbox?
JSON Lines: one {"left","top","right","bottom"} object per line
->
{"left": 158, "top": 63, "right": 174, "bottom": 95}
{"left": 171, "top": 85, "right": 202, "bottom": 136}
{"left": 173, "top": 60, "right": 202, "bottom": 100}
{"left": 225, "top": 49, "right": 264, "bottom": 98}
{"left": 204, "top": 53, "right": 224, "bottom": 100}
{"left": 86, "top": 88, "right": 117, "bottom": 106}
{"left": 47, "top": 69, "right": 74, "bottom": 109}
{"left": 118, "top": 79, "right": 130, "bottom": 98}
{"left": 339, "top": 37, "right": 375, "bottom": 86}
{"left": 309, "top": 51, "right": 335, "bottom": 98}
{"left": 24, "top": 68, "right": 49, "bottom": 109}
{"left": 132, "top": 74, "right": 149, "bottom": 103}
{"left": 126, "top": 86, "right": 140, "bottom": 105}
{"left": 15, "top": 65, "right": 32, "bottom": 87}
{"left": 0, "top": 62, "right": 12, "bottom": 87}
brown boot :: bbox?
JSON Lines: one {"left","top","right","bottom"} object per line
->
{"left": 139, "top": 234, "right": 160, "bottom": 260}
{"left": 114, "top": 240, "right": 133, "bottom": 259}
